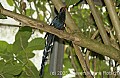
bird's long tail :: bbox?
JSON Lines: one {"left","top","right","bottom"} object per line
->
{"left": 40, "top": 32, "right": 55, "bottom": 77}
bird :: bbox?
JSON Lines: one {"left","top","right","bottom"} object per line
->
{"left": 40, "top": 6, "right": 66, "bottom": 77}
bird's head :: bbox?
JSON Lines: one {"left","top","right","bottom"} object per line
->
{"left": 59, "top": 6, "right": 67, "bottom": 12}
{"left": 57, "top": 6, "right": 66, "bottom": 23}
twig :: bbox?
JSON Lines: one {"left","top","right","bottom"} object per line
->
{"left": 73, "top": 44, "right": 93, "bottom": 78}
{"left": 70, "top": 47, "right": 82, "bottom": 78}
{"left": 0, "top": 23, "right": 21, "bottom": 27}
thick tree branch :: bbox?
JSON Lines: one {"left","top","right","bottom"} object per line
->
{"left": 104, "top": 0, "right": 120, "bottom": 44}
{"left": 0, "top": 7, "right": 120, "bottom": 64}
{"left": 86, "top": 0, "right": 110, "bottom": 45}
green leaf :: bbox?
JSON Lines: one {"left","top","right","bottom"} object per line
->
{"left": 17, "top": 38, "right": 45, "bottom": 60}
{"left": 27, "top": 38, "right": 45, "bottom": 50}
{"left": 13, "top": 26, "right": 32, "bottom": 53}
{"left": 18, "top": 50, "right": 35, "bottom": 59}
{"left": 17, "top": 38, "right": 45, "bottom": 59}
{"left": 3, "top": 74, "right": 13, "bottom": 78}
{"left": 0, "top": 42, "right": 13, "bottom": 60}
{"left": 27, "top": 52, "right": 35, "bottom": 58}
{"left": 0, "top": 41, "right": 8, "bottom": 52}
{"left": 5, "top": 65, "right": 22, "bottom": 75}
{"left": 0, "top": 52, "right": 13, "bottom": 60}
{"left": 7, "top": 44, "right": 13, "bottom": 52}
{"left": 0, "top": 63, "right": 23, "bottom": 77}
{"left": 16, "top": 26, "right": 32, "bottom": 40}
{"left": 0, "top": 60, "right": 5, "bottom": 73}
{"left": 19, "top": 60, "right": 39, "bottom": 78}
{"left": 6, "top": 0, "right": 14, "bottom": 6}
{"left": 26, "top": 9, "right": 35, "bottom": 17}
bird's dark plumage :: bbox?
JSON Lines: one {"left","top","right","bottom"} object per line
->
{"left": 40, "top": 7, "right": 66, "bottom": 77}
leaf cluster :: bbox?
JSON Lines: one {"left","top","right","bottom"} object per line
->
{"left": 0, "top": 26, "right": 45, "bottom": 78}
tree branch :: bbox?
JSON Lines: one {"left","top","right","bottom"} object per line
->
{"left": 86, "top": 0, "right": 110, "bottom": 45}
{"left": 70, "top": 48, "right": 83, "bottom": 78}
{"left": 0, "top": 7, "right": 120, "bottom": 64}
{"left": 104, "top": 0, "right": 120, "bottom": 44}
{"left": 0, "top": 23, "right": 21, "bottom": 27}
{"left": 73, "top": 44, "right": 93, "bottom": 78}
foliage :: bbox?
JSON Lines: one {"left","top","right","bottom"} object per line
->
{"left": 0, "top": 0, "right": 120, "bottom": 78}
{"left": 0, "top": 26, "right": 45, "bottom": 78}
